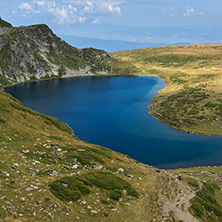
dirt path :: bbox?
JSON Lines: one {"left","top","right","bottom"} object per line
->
{"left": 139, "top": 173, "right": 160, "bottom": 222}
{"left": 140, "top": 171, "right": 200, "bottom": 222}
{"left": 159, "top": 172, "right": 199, "bottom": 222}
{"left": 160, "top": 193, "right": 198, "bottom": 222}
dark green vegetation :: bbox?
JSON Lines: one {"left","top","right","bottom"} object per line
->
{"left": 0, "top": 17, "right": 12, "bottom": 28}
{"left": 149, "top": 83, "right": 222, "bottom": 135}
{"left": 150, "top": 87, "right": 218, "bottom": 128}
{"left": 190, "top": 183, "right": 222, "bottom": 221}
{"left": 0, "top": 74, "right": 14, "bottom": 88}
{"left": 185, "top": 177, "right": 199, "bottom": 190}
{"left": 71, "top": 146, "right": 112, "bottom": 165}
{"left": 49, "top": 171, "right": 139, "bottom": 202}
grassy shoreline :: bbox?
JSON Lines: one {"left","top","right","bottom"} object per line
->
{"left": 111, "top": 44, "right": 222, "bottom": 137}
{"left": 2, "top": 80, "right": 222, "bottom": 221}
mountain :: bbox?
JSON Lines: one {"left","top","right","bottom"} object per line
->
{"left": 0, "top": 19, "right": 131, "bottom": 85}
{"left": 1, "top": 19, "right": 222, "bottom": 221}
{"left": 60, "top": 35, "right": 166, "bottom": 52}
{"left": 61, "top": 35, "right": 193, "bottom": 52}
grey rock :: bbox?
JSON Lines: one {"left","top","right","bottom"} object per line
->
{"left": 117, "top": 168, "right": 124, "bottom": 173}
{"left": 91, "top": 210, "right": 98, "bottom": 214}
{"left": 0, "top": 19, "right": 116, "bottom": 84}
{"left": 111, "top": 208, "right": 118, "bottom": 212}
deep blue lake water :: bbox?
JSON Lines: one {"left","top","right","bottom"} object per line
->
{"left": 6, "top": 76, "right": 222, "bottom": 169}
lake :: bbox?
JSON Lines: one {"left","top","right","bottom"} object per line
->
{"left": 5, "top": 76, "right": 222, "bottom": 169}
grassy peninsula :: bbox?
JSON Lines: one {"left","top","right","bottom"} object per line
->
{"left": 111, "top": 44, "right": 222, "bottom": 136}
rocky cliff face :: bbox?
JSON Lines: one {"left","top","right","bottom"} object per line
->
{"left": 0, "top": 19, "right": 125, "bottom": 83}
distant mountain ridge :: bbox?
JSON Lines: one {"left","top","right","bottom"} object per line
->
{"left": 0, "top": 19, "right": 130, "bottom": 86}
{"left": 61, "top": 35, "right": 191, "bottom": 52}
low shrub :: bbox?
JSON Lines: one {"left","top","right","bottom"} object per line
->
{"left": 185, "top": 177, "right": 199, "bottom": 189}
{"left": 190, "top": 183, "right": 222, "bottom": 220}
{"left": 110, "top": 190, "right": 122, "bottom": 200}
{"left": 49, "top": 171, "right": 139, "bottom": 202}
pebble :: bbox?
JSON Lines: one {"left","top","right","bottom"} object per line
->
{"left": 77, "top": 149, "right": 86, "bottom": 152}
{"left": 26, "top": 187, "right": 33, "bottom": 191}
{"left": 111, "top": 208, "right": 118, "bottom": 212}
{"left": 117, "top": 168, "right": 124, "bottom": 173}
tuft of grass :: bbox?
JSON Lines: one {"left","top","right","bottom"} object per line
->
{"left": 49, "top": 171, "right": 139, "bottom": 202}
{"left": 185, "top": 177, "right": 199, "bottom": 190}
{"left": 72, "top": 153, "right": 105, "bottom": 165}
{"left": 49, "top": 177, "right": 90, "bottom": 201}
{"left": 0, "top": 117, "right": 6, "bottom": 123}
{"left": 49, "top": 136, "right": 63, "bottom": 141}
{"left": 70, "top": 145, "right": 112, "bottom": 165}
{"left": 0, "top": 74, "right": 14, "bottom": 87}
{"left": 42, "top": 114, "right": 73, "bottom": 134}
{"left": 190, "top": 183, "right": 222, "bottom": 220}
{"left": 110, "top": 190, "right": 122, "bottom": 200}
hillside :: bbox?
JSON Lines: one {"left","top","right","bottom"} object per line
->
{"left": 0, "top": 19, "right": 132, "bottom": 87}
{"left": 1, "top": 18, "right": 222, "bottom": 221}
{"left": 1, "top": 90, "right": 222, "bottom": 222}
{"left": 111, "top": 45, "right": 222, "bottom": 136}
{"left": 2, "top": 91, "right": 222, "bottom": 221}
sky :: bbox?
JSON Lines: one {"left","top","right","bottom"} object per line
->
{"left": 0, "top": 0, "right": 222, "bottom": 49}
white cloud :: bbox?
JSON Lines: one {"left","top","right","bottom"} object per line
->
{"left": 19, "top": 2, "right": 33, "bottom": 10}
{"left": 35, "top": 1, "right": 46, "bottom": 7}
{"left": 44, "top": 4, "right": 86, "bottom": 24}
{"left": 92, "top": 18, "right": 100, "bottom": 24}
{"left": 169, "top": 8, "right": 175, "bottom": 17}
{"left": 198, "top": 12, "right": 206, "bottom": 17}
{"left": 18, "top": 0, "right": 123, "bottom": 25}
{"left": 182, "top": 7, "right": 206, "bottom": 17}
{"left": 82, "top": 1, "right": 94, "bottom": 12}
{"left": 162, "top": 7, "right": 176, "bottom": 17}
{"left": 183, "top": 7, "right": 195, "bottom": 17}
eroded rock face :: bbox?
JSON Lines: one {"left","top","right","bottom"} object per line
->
{"left": 0, "top": 19, "right": 115, "bottom": 83}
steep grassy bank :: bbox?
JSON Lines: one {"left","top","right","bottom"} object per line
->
{"left": 111, "top": 44, "right": 222, "bottom": 136}
{"left": 0, "top": 91, "right": 158, "bottom": 221}
{"left": 2, "top": 91, "right": 222, "bottom": 221}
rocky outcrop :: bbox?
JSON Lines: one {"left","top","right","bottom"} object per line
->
{"left": 0, "top": 19, "right": 121, "bottom": 83}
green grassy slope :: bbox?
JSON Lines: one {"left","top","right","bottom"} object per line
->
{"left": 0, "top": 91, "right": 156, "bottom": 221}
{"left": 1, "top": 91, "right": 222, "bottom": 221}
{"left": 111, "top": 44, "right": 222, "bottom": 136}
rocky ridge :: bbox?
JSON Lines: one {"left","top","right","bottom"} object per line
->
{"left": 0, "top": 19, "right": 130, "bottom": 84}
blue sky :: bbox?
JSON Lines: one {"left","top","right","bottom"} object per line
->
{"left": 0, "top": 0, "right": 222, "bottom": 49}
